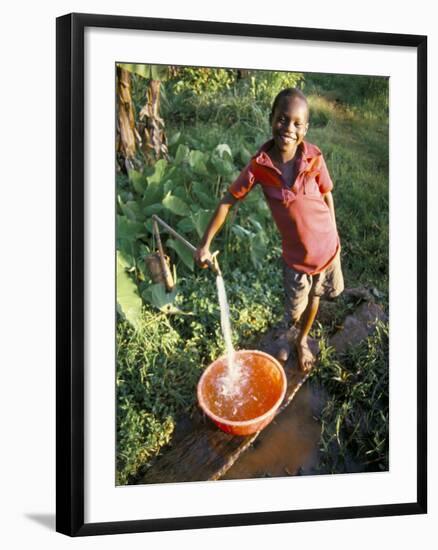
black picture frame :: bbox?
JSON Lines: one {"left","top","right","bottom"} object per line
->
{"left": 56, "top": 12, "right": 427, "bottom": 537}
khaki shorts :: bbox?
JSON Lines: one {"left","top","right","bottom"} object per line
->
{"left": 283, "top": 251, "right": 344, "bottom": 326}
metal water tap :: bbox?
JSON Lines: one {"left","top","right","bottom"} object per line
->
{"left": 151, "top": 215, "right": 222, "bottom": 276}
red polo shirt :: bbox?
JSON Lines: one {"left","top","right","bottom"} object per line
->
{"left": 228, "top": 140, "right": 339, "bottom": 275}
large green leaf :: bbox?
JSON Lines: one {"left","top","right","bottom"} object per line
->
{"left": 215, "top": 143, "right": 233, "bottom": 159}
{"left": 142, "top": 202, "right": 164, "bottom": 217}
{"left": 172, "top": 186, "right": 190, "bottom": 203}
{"left": 168, "top": 131, "right": 181, "bottom": 147}
{"left": 118, "top": 63, "right": 150, "bottom": 78}
{"left": 128, "top": 170, "right": 147, "bottom": 195}
{"left": 191, "top": 209, "right": 213, "bottom": 238}
{"left": 177, "top": 217, "right": 195, "bottom": 233}
{"left": 166, "top": 165, "right": 187, "bottom": 187}
{"left": 210, "top": 155, "right": 234, "bottom": 177}
{"left": 175, "top": 144, "right": 190, "bottom": 165}
{"left": 167, "top": 238, "right": 194, "bottom": 271}
{"left": 117, "top": 63, "right": 168, "bottom": 81}
{"left": 162, "top": 194, "right": 191, "bottom": 216}
{"left": 142, "top": 283, "right": 182, "bottom": 314}
{"left": 149, "top": 65, "right": 168, "bottom": 81}
{"left": 163, "top": 179, "right": 176, "bottom": 195}
{"left": 144, "top": 219, "right": 154, "bottom": 234}
{"left": 117, "top": 216, "right": 143, "bottom": 266}
{"left": 121, "top": 200, "right": 145, "bottom": 222}
{"left": 192, "top": 182, "right": 216, "bottom": 208}
{"left": 117, "top": 249, "right": 134, "bottom": 269}
{"left": 148, "top": 159, "right": 168, "bottom": 184}
{"left": 189, "top": 150, "right": 208, "bottom": 175}
{"left": 117, "top": 215, "right": 144, "bottom": 243}
{"left": 117, "top": 252, "right": 143, "bottom": 329}
{"left": 118, "top": 200, "right": 137, "bottom": 221}
{"left": 143, "top": 180, "right": 164, "bottom": 206}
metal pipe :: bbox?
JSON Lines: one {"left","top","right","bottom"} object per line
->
{"left": 152, "top": 214, "right": 221, "bottom": 276}
{"left": 152, "top": 218, "right": 175, "bottom": 291}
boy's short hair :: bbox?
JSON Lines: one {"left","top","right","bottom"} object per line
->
{"left": 270, "top": 88, "right": 308, "bottom": 120}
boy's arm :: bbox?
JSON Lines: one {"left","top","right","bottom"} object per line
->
{"left": 323, "top": 191, "right": 337, "bottom": 230}
{"left": 195, "top": 191, "right": 238, "bottom": 268}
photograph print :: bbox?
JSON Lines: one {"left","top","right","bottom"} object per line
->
{"left": 115, "top": 63, "right": 389, "bottom": 486}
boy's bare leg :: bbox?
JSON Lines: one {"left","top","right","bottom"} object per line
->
{"left": 296, "top": 293, "right": 320, "bottom": 372}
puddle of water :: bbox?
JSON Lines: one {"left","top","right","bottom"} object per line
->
{"left": 223, "top": 383, "right": 322, "bottom": 479}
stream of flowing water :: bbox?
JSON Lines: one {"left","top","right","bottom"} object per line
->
{"left": 215, "top": 274, "right": 246, "bottom": 398}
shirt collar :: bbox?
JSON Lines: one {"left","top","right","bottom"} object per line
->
{"left": 254, "top": 140, "right": 315, "bottom": 172}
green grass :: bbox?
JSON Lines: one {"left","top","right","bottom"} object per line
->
{"left": 117, "top": 258, "right": 284, "bottom": 484}
{"left": 116, "top": 74, "right": 389, "bottom": 484}
{"left": 311, "top": 321, "right": 389, "bottom": 473}
{"left": 307, "top": 101, "right": 389, "bottom": 295}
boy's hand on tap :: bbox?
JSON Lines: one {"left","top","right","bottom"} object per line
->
{"left": 195, "top": 245, "right": 213, "bottom": 269}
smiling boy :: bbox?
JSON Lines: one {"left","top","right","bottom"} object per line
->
{"left": 195, "top": 88, "right": 344, "bottom": 372}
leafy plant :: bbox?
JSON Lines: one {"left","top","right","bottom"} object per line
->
{"left": 117, "top": 251, "right": 143, "bottom": 329}
{"left": 172, "top": 67, "right": 235, "bottom": 95}
{"left": 116, "top": 129, "right": 275, "bottom": 323}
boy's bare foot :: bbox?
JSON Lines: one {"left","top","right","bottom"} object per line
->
{"left": 295, "top": 339, "right": 315, "bottom": 372}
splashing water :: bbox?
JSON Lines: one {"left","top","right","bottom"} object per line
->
{"left": 215, "top": 274, "right": 244, "bottom": 397}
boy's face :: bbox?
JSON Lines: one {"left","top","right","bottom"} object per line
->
{"left": 271, "top": 96, "right": 309, "bottom": 155}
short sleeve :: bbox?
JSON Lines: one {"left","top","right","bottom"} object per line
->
{"left": 316, "top": 154, "right": 333, "bottom": 194}
{"left": 228, "top": 162, "right": 256, "bottom": 200}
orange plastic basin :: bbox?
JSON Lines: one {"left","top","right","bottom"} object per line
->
{"left": 197, "top": 350, "right": 287, "bottom": 436}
